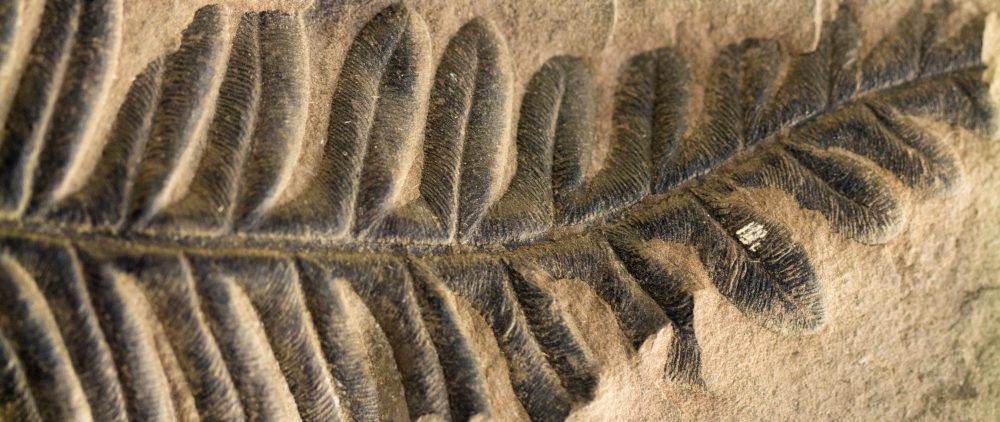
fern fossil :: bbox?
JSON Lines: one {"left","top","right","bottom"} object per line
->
{"left": 0, "top": 0, "right": 993, "bottom": 421}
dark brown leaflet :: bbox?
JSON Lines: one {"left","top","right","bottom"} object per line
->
{"left": 0, "top": 2, "right": 993, "bottom": 421}
{"left": 0, "top": 0, "right": 119, "bottom": 217}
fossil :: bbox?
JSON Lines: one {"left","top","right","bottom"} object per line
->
{"left": 0, "top": 0, "right": 993, "bottom": 421}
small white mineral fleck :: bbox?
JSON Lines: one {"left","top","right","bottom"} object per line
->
{"left": 736, "top": 222, "right": 768, "bottom": 252}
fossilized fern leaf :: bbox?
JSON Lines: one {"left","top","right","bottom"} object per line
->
{"left": 0, "top": 1, "right": 993, "bottom": 421}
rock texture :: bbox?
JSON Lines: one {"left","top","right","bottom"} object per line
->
{"left": 0, "top": 0, "right": 997, "bottom": 420}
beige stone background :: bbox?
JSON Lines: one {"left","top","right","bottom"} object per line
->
{"left": 61, "top": 0, "right": 1000, "bottom": 419}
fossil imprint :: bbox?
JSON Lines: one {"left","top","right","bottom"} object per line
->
{"left": 0, "top": 0, "right": 994, "bottom": 421}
